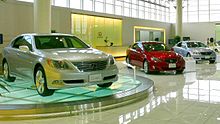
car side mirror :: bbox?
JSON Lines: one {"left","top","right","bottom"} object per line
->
{"left": 19, "top": 45, "right": 30, "bottom": 52}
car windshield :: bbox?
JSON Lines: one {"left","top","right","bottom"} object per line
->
{"left": 34, "top": 36, "right": 90, "bottom": 49}
{"left": 143, "top": 43, "right": 167, "bottom": 51}
{"left": 187, "top": 42, "right": 207, "bottom": 48}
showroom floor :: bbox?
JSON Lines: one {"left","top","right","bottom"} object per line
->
{"left": 2, "top": 60, "right": 220, "bottom": 124}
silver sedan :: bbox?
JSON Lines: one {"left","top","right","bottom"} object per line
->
{"left": 2, "top": 34, "right": 118, "bottom": 96}
{"left": 172, "top": 41, "right": 216, "bottom": 63}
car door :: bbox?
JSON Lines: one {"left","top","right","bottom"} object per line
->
{"left": 6, "top": 36, "right": 24, "bottom": 75}
{"left": 15, "top": 35, "right": 35, "bottom": 78}
{"left": 129, "top": 43, "right": 140, "bottom": 66}
{"left": 181, "top": 42, "right": 189, "bottom": 56}
{"left": 135, "top": 43, "right": 145, "bottom": 67}
{"left": 173, "top": 42, "right": 183, "bottom": 55}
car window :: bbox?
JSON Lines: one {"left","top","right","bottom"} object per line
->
{"left": 181, "top": 43, "right": 187, "bottom": 48}
{"left": 187, "top": 42, "right": 207, "bottom": 48}
{"left": 23, "top": 35, "right": 33, "bottom": 51}
{"left": 138, "top": 43, "right": 144, "bottom": 50}
{"left": 143, "top": 43, "right": 166, "bottom": 51}
{"left": 176, "top": 42, "right": 182, "bottom": 47}
{"left": 131, "top": 43, "right": 139, "bottom": 50}
{"left": 34, "top": 36, "right": 89, "bottom": 49}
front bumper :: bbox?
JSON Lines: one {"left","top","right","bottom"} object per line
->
{"left": 45, "top": 65, "right": 119, "bottom": 89}
{"left": 191, "top": 54, "right": 216, "bottom": 61}
{"left": 148, "top": 60, "right": 185, "bottom": 72}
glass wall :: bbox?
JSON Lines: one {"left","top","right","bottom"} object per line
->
{"left": 17, "top": 0, "right": 170, "bottom": 23}
{"left": 170, "top": 0, "right": 220, "bottom": 23}
{"left": 71, "top": 14, "right": 122, "bottom": 47}
{"left": 16, "top": 0, "right": 220, "bottom": 23}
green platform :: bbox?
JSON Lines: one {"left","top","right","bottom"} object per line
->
{"left": 0, "top": 74, "right": 153, "bottom": 120}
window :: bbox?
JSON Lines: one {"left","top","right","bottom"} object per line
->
{"left": 95, "top": 1, "right": 104, "bottom": 13}
{"left": 12, "top": 36, "right": 24, "bottom": 49}
{"left": 70, "top": 0, "right": 81, "bottom": 9}
{"left": 131, "top": 43, "right": 139, "bottom": 50}
{"left": 12, "top": 36, "right": 32, "bottom": 51}
{"left": 83, "top": 0, "right": 93, "bottom": 11}
{"left": 54, "top": 0, "right": 68, "bottom": 7}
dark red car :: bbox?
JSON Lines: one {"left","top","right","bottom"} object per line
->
{"left": 126, "top": 41, "right": 185, "bottom": 73}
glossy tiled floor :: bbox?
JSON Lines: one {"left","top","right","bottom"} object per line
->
{"left": 2, "top": 61, "right": 220, "bottom": 124}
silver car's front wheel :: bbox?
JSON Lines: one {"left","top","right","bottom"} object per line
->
{"left": 143, "top": 61, "right": 149, "bottom": 74}
{"left": 35, "top": 66, "right": 54, "bottom": 96}
{"left": 3, "top": 61, "right": 15, "bottom": 82}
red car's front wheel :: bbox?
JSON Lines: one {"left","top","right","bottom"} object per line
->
{"left": 143, "top": 61, "right": 149, "bottom": 74}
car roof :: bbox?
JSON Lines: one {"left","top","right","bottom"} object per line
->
{"left": 137, "top": 41, "right": 163, "bottom": 44}
{"left": 19, "top": 33, "right": 75, "bottom": 37}
{"left": 181, "top": 40, "right": 202, "bottom": 43}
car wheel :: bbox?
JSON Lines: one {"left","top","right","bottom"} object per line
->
{"left": 209, "top": 60, "right": 215, "bottom": 64}
{"left": 126, "top": 56, "right": 132, "bottom": 68}
{"left": 3, "top": 61, "right": 15, "bottom": 82}
{"left": 97, "top": 82, "right": 113, "bottom": 88}
{"left": 143, "top": 60, "right": 149, "bottom": 74}
{"left": 186, "top": 53, "right": 191, "bottom": 57}
{"left": 126, "top": 56, "right": 130, "bottom": 64}
{"left": 34, "top": 66, "right": 54, "bottom": 96}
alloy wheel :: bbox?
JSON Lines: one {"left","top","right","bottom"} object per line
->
{"left": 143, "top": 61, "right": 149, "bottom": 73}
{"left": 3, "top": 62, "right": 9, "bottom": 80}
{"left": 35, "top": 70, "right": 45, "bottom": 94}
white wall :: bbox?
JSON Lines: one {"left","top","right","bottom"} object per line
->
{"left": 0, "top": 0, "right": 172, "bottom": 51}
{"left": 182, "top": 22, "right": 216, "bottom": 43}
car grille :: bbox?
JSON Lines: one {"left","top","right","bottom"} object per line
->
{"left": 165, "top": 59, "right": 177, "bottom": 63}
{"left": 72, "top": 60, "right": 108, "bottom": 72}
{"left": 201, "top": 52, "right": 212, "bottom": 55}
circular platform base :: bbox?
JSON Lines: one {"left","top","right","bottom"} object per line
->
{"left": 0, "top": 74, "right": 153, "bottom": 120}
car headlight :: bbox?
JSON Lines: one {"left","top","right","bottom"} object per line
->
{"left": 47, "top": 59, "right": 70, "bottom": 69}
{"left": 151, "top": 57, "right": 162, "bottom": 62}
{"left": 109, "top": 55, "right": 115, "bottom": 65}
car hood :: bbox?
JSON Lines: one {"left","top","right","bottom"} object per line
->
{"left": 147, "top": 51, "right": 179, "bottom": 59}
{"left": 39, "top": 48, "right": 109, "bottom": 61}
{"left": 189, "top": 47, "right": 213, "bottom": 52}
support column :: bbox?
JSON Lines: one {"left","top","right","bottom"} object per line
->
{"left": 34, "top": 0, "right": 51, "bottom": 33}
{"left": 176, "top": 0, "right": 182, "bottom": 37}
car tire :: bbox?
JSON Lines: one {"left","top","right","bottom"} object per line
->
{"left": 3, "top": 61, "right": 15, "bottom": 82}
{"left": 97, "top": 82, "right": 113, "bottom": 88}
{"left": 209, "top": 60, "right": 215, "bottom": 64}
{"left": 186, "top": 53, "right": 191, "bottom": 57}
{"left": 126, "top": 56, "right": 132, "bottom": 68}
{"left": 34, "top": 66, "right": 54, "bottom": 96}
{"left": 143, "top": 60, "right": 149, "bottom": 74}
{"left": 126, "top": 56, "right": 130, "bottom": 64}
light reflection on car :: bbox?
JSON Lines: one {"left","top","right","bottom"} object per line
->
{"left": 2, "top": 33, "right": 118, "bottom": 96}
{"left": 173, "top": 41, "right": 216, "bottom": 63}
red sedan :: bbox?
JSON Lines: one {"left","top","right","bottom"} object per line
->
{"left": 126, "top": 41, "right": 185, "bottom": 74}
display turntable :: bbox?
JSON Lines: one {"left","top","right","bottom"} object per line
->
{"left": 0, "top": 74, "right": 154, "bottom": 120}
